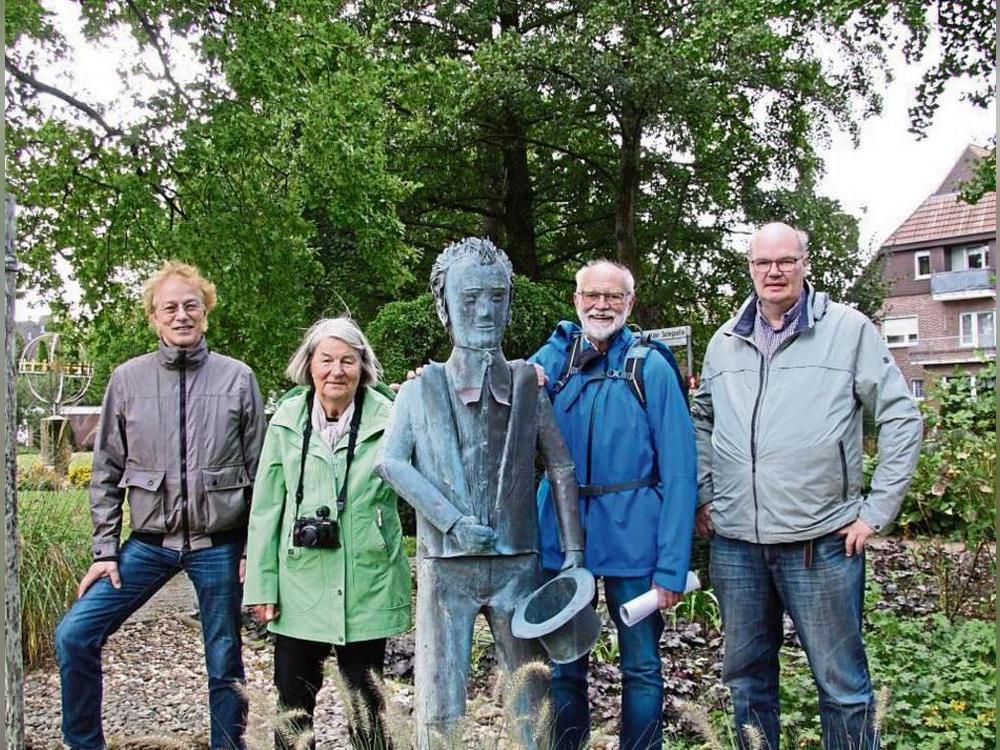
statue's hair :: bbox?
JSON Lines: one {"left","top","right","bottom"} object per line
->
{"left": 285, "top": 316, "right": 382, "bottom": 387}
{"left": 430, "top": 237, "right": 513, "bottom": 328}
{"left": 142, "top": 260, "right": 217, "bottom": 333}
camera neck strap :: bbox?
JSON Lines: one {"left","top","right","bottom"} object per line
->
{"left": 295, "top": 386, "right": 367, "bottom": 516}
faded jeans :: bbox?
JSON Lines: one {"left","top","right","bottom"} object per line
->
{"left": 711, "top": 532, "right": 878, "bottom": 750}
{"left": 550, "top": 574, "right": 665, "bottom": 750}
{"left": 55, "top": 537, "right": 247, "bottom": 750}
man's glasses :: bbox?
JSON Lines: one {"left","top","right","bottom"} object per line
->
{"left": 575, "top": 290, "right": 630, "bottom": 305}
{"left": 156, "top": 300, "right": 205, "bottom": 317}
{"left": 750, "top": 256, "right": 805, "bottom": 274}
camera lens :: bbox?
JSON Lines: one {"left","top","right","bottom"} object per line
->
{"left": 300, "top": 526, "right": 317, "bottom": 546}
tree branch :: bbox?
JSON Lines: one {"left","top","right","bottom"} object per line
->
{"left": 124, "top": 0, "right": 196, "bottom": 108}
{"left": 5, "top": 56, "right": 122, "bottom": 136}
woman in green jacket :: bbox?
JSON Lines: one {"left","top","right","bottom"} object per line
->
{"left": 244, "top": 317, "right": 411, "bottom": 750}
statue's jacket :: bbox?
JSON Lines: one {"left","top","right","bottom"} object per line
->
{"left": 379, "top": 360, "right": 583, "bottom": 559}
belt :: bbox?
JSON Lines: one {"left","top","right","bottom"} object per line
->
{"left": 578, "top": 472, "right": 658, "bottom": 497}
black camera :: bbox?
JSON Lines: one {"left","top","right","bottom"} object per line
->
{"left": 292, "top": 505, "right": 339, "bottom": 549}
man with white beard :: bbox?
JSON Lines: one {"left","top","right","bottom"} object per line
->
{"left": 529, "top": 259, "right": 697, "bottom": 750}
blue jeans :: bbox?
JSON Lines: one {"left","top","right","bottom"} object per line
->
{"left": 55, "top": 538, "right": 247, "bottom": 750}
{"left": 710, "top": 533, "right": 878, "bottom": 750}
{"left": 551, "top": 575, "right": 664, "bottom": 750}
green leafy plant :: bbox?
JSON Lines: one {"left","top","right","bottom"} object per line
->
{"left": 17, "top": 463, "right": 62, "bottom": 492}
{"left": 19, "top": 490, "right": 93, "bottom": 667}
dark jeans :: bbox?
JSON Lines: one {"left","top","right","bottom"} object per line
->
{"left": 55, "top": 538, "right": 246, "bottom": 750}
{"left": 551, "top": 575, "right": 665, "bottom": 750}
{"left": 273, "top": 633, "right": 390, "bottom": 750}
{"left": 711, "top": 533, "right": 878, "bottom": 750}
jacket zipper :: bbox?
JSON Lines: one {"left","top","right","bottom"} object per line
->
{"left": 747, "top": 333, "right": 801, "bottom": 543}
{"left": 749, "top": 353, "right": 765, "bottom": 543}
{"left": 178, "top": 353, "right": 191, "bottom": 550}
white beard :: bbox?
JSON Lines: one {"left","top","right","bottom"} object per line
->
{"left": 581, "top": 310, "right": 626, "bottom": 343}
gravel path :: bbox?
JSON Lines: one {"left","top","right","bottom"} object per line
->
{"left": 24, "top": 575, "right": 375, "bottom": 749}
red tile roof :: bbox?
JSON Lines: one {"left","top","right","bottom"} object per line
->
{"left": 883, "top": 190, "right": 996, "bottom": 248}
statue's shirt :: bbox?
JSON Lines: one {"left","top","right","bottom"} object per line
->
{"left": 446, "top": 350, "right": 511, "bottom": 528}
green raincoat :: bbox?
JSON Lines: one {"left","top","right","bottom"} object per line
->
{"left": 244, "top": 386, "right": 411, "bottom": 645}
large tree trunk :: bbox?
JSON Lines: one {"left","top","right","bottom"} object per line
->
{"left": 495, "top": 0, "right": 539, "bottom": 278}
{"left": 5, "top": 194, "right": 25, "bottom": 749}
{"left": 498, "top": 110, "right": 539, "bottom": 278}
{"left": 616, "top": 107, "right": 651, "bottom": 324}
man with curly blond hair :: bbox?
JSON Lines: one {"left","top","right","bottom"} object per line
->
{"left": 55, "top": 260, "right": 266, "bottom": 750}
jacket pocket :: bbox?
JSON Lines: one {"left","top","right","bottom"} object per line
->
{"left": 838, "top": 441, "right": 848, "bottom": 503}
{"left": 202, "top": 465, "right": 252, "bottom": 531}
{"left": 119, "top": 468, "right": 167, "bottom": 532}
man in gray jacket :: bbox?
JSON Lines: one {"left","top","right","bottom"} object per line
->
{"left": 692, "top": 223, "right": 922, "bottom": 750}
{"left": 55, "top": 261, "right": 266, "bottom": 750}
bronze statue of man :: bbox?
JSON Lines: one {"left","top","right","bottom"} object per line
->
{"left": 377, "top": 237, "right": 584, "bottom": 748}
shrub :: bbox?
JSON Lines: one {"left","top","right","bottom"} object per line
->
{"left": 17, "top": 463, "right": 62, "bottom": 492}
{"left": 889, "top": 361, "right": 996, "bottom": 541}
{"left": 68, "top": 462, "right": 92, "bottom": 489}
{"left": 19, "top": 490, "right": 93, "bottom": 667}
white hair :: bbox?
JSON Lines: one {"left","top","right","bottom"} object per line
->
{"left": 747, "top": 223, "right": 809, "bottom": 257}
{"left": 285, "top": 317, "right": 383, "bottom": 386}
{"left": 574, "top": 259, "right": 636, "bottom": 294}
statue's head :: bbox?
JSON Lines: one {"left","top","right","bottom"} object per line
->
{"left": 430, "top": 237, "right": 513, "bottom": 350}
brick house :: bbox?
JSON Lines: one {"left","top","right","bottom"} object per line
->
{"left": 876, "top": 145, "right": 996, "bottom": 399}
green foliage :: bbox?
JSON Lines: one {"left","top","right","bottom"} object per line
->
{"left": 19, "top": 490, "right": 93, "bottom": 667}
{"left": 669, "top": 589, "right": 721, "bottom": 631}
{"left": 892, "top": 362, "right": 996, "bottom": 541}
{"left": 17, "top": 463, "right": 62, "bottom": 492}
{"left": 366, "top": 275, "right": 574, "bottom": 384}
{"left": 863, "top": 611, "right": 994, "bottom": 748}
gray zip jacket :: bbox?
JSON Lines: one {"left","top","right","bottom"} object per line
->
{"left": 692, "top": 286, "right": 922, "bottom": 543}
{"left": 90, "top": 338, "right": 266, "bottom": 560}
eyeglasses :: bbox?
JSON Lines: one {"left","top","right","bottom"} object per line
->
{"left": 575, "top": 290, "right": 630, "bottom": 305}
{"left": 749, "top": 256, "right": 805, "bottom": 274}
{"left": 156, "top": 300, "right": 205, "bottom": 318}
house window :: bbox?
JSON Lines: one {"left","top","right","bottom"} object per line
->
{"left": 914, "top": 251, "right": 931, "bottom": 279}
{"left": 911, "top": 379, "right": 924, "bottom": 400}
{"left": 883, "top": 316, "right": 919, "bottom": 347}
{"left": 950, "top": 245, "right": 990, "bottom": 271}
{"left": 959, "top": 311, "right": 995, "bottom": 348}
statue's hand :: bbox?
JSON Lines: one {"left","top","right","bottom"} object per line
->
{"left": 450, "top": 515, "right": 496, "bottom": 554}
{"left": 560, "top": 550, "right": 585, "bottom": 571}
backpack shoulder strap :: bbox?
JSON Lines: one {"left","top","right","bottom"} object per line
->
{"left": 626, "top": 333, "right": 688, "bottom": 408}
{"left": 552, "top": 332, "right": 584, "bottom": 393}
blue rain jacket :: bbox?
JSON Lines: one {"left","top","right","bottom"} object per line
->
{"left": 530, "top": 322, "right": 697, "bottom": 593}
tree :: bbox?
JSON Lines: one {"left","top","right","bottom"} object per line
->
{"left": 363, "top": 0, "right": 944, "bottom": 333}
{"left": 6, "top": 0, "right": 414, "bottom": 395}
{"left": 903, "top": 0, "right": 996, "bottom": 198}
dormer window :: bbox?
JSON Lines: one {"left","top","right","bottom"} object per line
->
{"left": 914, "top": 251, "right": 931, "bottom": 279}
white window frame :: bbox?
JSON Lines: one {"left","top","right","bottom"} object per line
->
{"left": 883, "top": 316, "right": 919, "bottom": 348}
{"left": 910, "top": 379, "right": 924, "bottom": 400}
{"left": 950, "top": 244, "right": 990, "bottom": 271}
{"left": 914, "top": 251, "right": 931, "bottom": 280}
{"left": 959, "top": 310, "right": 996, "bottom": 348}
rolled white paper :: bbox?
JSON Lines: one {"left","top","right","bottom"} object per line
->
{"left": 619, "top": 571, "right": 702, "bottom": 627}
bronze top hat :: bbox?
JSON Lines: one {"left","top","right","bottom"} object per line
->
{"left": 512, "top": 567, "right": 602, "bottom": 664}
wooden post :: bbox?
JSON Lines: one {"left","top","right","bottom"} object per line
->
{"left": 5, "top": 193, "right": 25, "bottom": 749}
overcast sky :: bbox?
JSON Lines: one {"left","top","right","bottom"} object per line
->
{"left": 15, "top": 3, "right": 997, "bottom": 318}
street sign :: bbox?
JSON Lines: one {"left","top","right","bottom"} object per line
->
{"left": 644, "top": 325, "right": 691, "bottom": 348}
